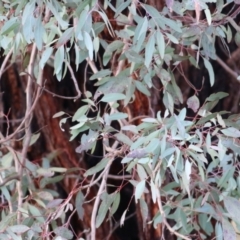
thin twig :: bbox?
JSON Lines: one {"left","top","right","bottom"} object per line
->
{"left": 0, "top": 70, "right": 43, "bottom": 144}
{"left": 216, "top": 55, "right": 239, "bottom": 80}
{"left": 107, "top": 174, "right": 132, "bottom": 180}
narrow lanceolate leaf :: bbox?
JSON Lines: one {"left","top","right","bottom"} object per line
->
{"left": 35, "top": 17, "right": 45, "bottom": 50}
{"left": 90, "top": 69, "right": 112, "bottom": 80}
{"left": 54, "top": 227, "right": 73, "bottom": 240}
{"left": 156, "top": 31, "right": 165, "bottom": 59}
{"left": 56, "top": 27, "right": 74, "bottom": 48}
{"left": 76, "top": 191, "right": 85, "bottom": 220}
{"left": 135, "top": 180, "right": 146, "bottom": 203}
{"left": 108, "top": 113, "right": 128, "bottom": 121}
{"left": 72, "top": 105, "right": 89, "bottom": 121}
{"left": 222, "top": 219, "right": 236, "bottom": 240}
{"left": 40, "top": 47, "right": 53, "bottom": 69}
{"left": 101, "top": 93, "right": 126, "bottom": 102}
{"left": 96, "top": 194, "right": 115, "bottom": 228}
{"left": 115, "top": 133, "right": 133, "bottom": 146}
{"left": 221, "top": 127, "right": 240, "bottom": 138}
{"left": 54, "top": 46, "right": 65, "bottom": 75}
{"left": 145, "top": 33, "right": 155, "bottom": 68}
{"left": 140, "top": 199, "right": 148, "bottom": 229}
{"left": 203, "top": 58, "right": 215, "bottom": 86}
{"left": 84, "top": 31, "right": 93, "bottom": 60}
{"left": 138, "top": 17, "right": 148, "bottom": 41}
{"left": 224, "top": 196, "right": 240, "bottom": 222}
{"left": 120, "top": 210, "right": 127, "bottom": 226}
{"left": 46, "top": 1, "right": 68, "bottom": 29}
{"left": 84, "top": 158, "right": 109, "bottom": 177}
{"left": 204, "top": 9, "right": 211, "bottom": 26}
{"left": 7, "top": 225, "right": 29, "bottom": 234}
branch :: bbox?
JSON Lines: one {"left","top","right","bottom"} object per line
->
{"left": 0, "top": 47, "right": 14, "bottom": 81}
{"left": 90, "top": 158, "right": 111, "bottom": 240}
{"left": 156, "top": 190, "right": 191, "bottom": 240}
{"left": 17, "top": 43, "right": 37, "bottom": 223}
{"left": 63, "top": 59, "right": 82, "bottom": 100}
{"left": 216, "top": 55, "right": 239, "bottom": 81}
{"left": 226, "top": 16, "right": 240, "bottom": 33}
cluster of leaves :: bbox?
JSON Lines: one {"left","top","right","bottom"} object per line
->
{"left": 1, "top": 0, "right": 240, "bottom": 239}
{"left": 0, "top": 147, "right": 80, "bottom": 239}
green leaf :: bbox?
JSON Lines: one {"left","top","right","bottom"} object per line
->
{"left": 221, "top": 127, "right": 240, "bottom": 138}
{"left": 84, "top": 31, "right": 93, "bottom": 60}
{"left": 215, "top": 222, "right": 223, "bottom": 240}
{"left": 7, "top": 225, "right": 29, "bottom": 234}
{"left": 90, "top": 69, "right": 112, "bottom": 80}
{"left": 111, "top": 192, "right": 120, "bottom": 215}
{"left": 115, "top": 132, "right": 133, "bottom": 146}
{"left": 137, "top": 164, "right": 148, "bottom": 180}
{"left": 96, "top": 194, "right": 114, "bottom": 228}
{"left": 46, "top": 1, "right": 68, "bottom": 29}
{"left": 35, "top": 17, "right": 45, "bottom": 50}
{"left": 108, "top": 112, "right": 128, "bottom": 121}
{"left": 40, "top": 175, "right": 64, "bottom": 188}
{"left": 72, "top": 105, "right": 89, "bottom": 121}
{"left": 54, "top": 227, "right": 73, "bottom": 240}
{"left": 46, "top": 199, "right": 63, "bottom": 209}
{"left": 138, "top": 17, "right": 148, "bottom": 41}
{"left": 1, "top": 17, "right": 19, "bottom": 35}
{"left": 204, "top": 9, "right": 212, "bottom": 25}
{"left": 76, "top": 9, "right": 88, "bottom": 38}
{"left": 150, "top": 180, "right": 157, "bottom": 203}
{"left": 203, "top": 58, "right": 215, "bottom": 86}
{"left": 222, "top": 219, "right": 236, "bottom": 240}
{"left": 135, "top": 180, "right": 146, "bottom": 203}
{"left": 156, "top": 31, "right": 165, "bottom": 59}
{"left": 166, "top": 33, "right": 179, "bottom": 44}
{"left": 84, "top": 158, "right": 109, "bottom": 177}
{"left": 224, "top": 196, "right": 240, "bottom": 223}
{"left": 188, "top": 144, "right": 203, "bottom": 152}
{"left": 120, "top": 209, "right": 127, "bottom": 226}
{"left": 139, "top": 199, "right": 148, "bottom": 229}
{"left": 206, "top": 92, "right": 229, "bottom": 102}
{"left": 28, "top": 133, "right": 41, "bottom": 146}
{"left": 135, "top": 81, "right": 151, "bottom": 96}
{"left": 121, "top": 125, "right": 138, "bottom": 134}
{"left": 28, "top": 204, "right": 45, "bottom": 223}
{"left": 76, "top": 191, "right": 85, "bottom": 220}
{"left": 54, "top": 46, "right": 65, "bottom": 75}
{"left": 125, "top": 50, "right": 144, "bottom": 64}
{"left": 40, "top": 47, "right": 53, "bottom": 69}
{"left": 52, "top": 111, "right": 66, "bottom": 118}
{"left": 145, "top": 33, "right": 155, "bottom": 67}
{"left": 101, "top": 93, "right": 126, "bottom": 102}
{"left": 56, "top": 27, "right": 74, "bottom": 48}
{"left": 115, "top": 0, "right": 131, "bottom": 16}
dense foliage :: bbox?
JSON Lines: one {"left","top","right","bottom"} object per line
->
{"left": 1, "top": 0, "right": 240, "bottom": 239}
